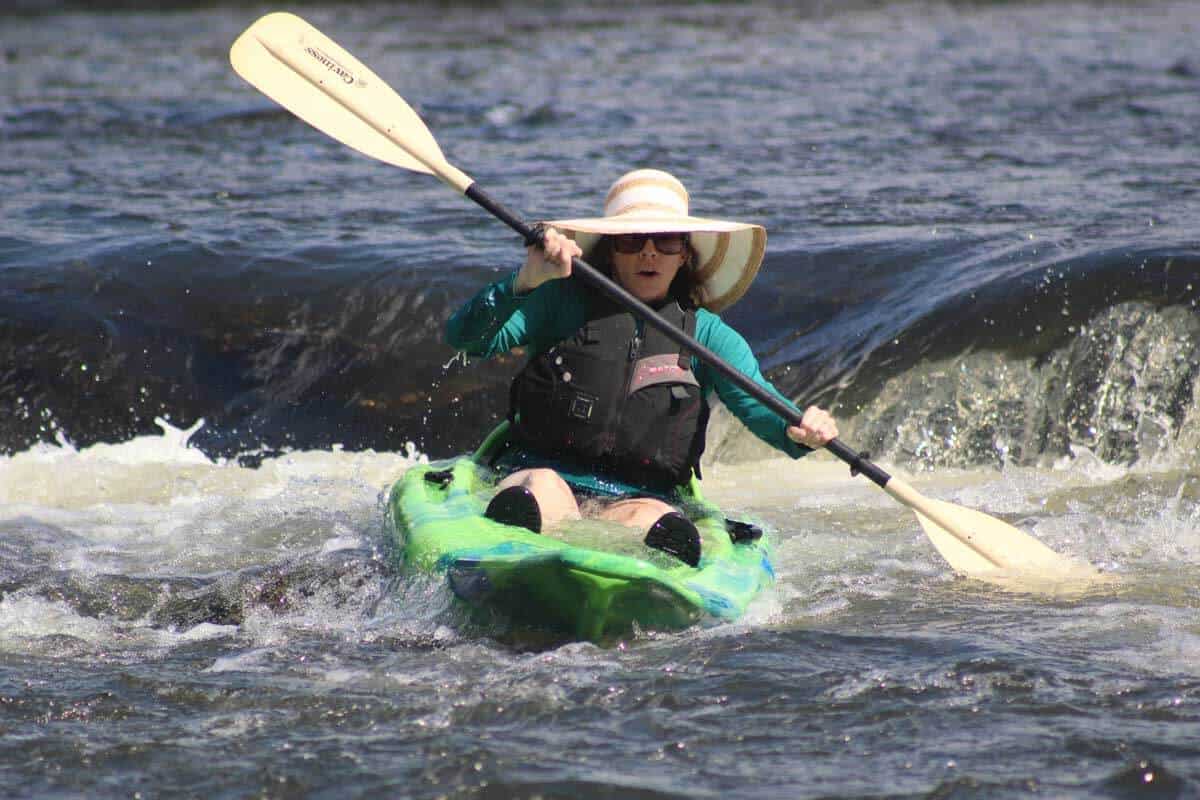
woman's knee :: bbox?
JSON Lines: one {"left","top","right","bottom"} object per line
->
{"left": 496, "top": 469, "right": 580, "bottom": 526}
{"left": 598, "top": 498, "right": 677, "bottom": 530}
{"left": 499, "top": 468, "right": 571, "bottom": 496}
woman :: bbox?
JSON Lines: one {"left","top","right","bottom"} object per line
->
{"left": 446, "top": 169, "right": 838, "bottom": 566}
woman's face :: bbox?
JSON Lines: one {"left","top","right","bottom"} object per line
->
{"left": 609, "top": 233, "right": 689, "bottom": 304}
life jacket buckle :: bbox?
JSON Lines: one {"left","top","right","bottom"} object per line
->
{"left": 569, "top": 394, "right": 596, "bottom": 421}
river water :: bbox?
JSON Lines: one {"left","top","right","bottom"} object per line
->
{"left": 2, "top": 1, "right": 1199, "bottom": 797}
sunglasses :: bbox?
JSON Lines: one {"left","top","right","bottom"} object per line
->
{"left": 611, "top": 233, "right": 689, "bottom": 255}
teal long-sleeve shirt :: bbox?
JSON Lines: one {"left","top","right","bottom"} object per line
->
{"left": 445, "top": 272, "right": 812, "bottom": 460}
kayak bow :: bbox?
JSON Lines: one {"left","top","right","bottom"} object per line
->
{"left": 387, "top": 424, "right": 774, "bottom": 642}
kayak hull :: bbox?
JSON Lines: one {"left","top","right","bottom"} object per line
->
{"left": 387, "top": 444, "right": 773, "bottom": 643}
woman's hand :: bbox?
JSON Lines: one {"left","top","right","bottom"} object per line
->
{"left": 514, "top": 227, "right": 582, "bottom": 294}
{"left": 786, "top": 406, "right": 839, "bottom": 449}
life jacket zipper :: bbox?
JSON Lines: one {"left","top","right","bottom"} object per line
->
{"left": 610, "top": 319, "right": 643, "bottom": 454}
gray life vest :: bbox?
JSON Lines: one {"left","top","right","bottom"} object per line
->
{"left": 508, "top": 297, "right": 709, "bottom": 490}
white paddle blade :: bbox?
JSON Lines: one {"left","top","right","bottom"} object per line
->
{"left": 914, "top": 498, "right": 1079, "bottom": 572}
{"left": 914, "top": 501, "right": 1114, "bottom": 594}
{"left": 911, "top": 505, "right": 1006, "bottom": 575}
{"left": 885, "top": 478, "right": 1095, "bottom": 577}
{"left": 230, "top": 12, "right": 471, "bottom": 191}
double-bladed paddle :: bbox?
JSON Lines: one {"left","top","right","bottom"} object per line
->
{"left": 230, "top": 12, "right": 1102, "bottom": 585}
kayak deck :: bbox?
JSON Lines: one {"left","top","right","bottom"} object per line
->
{"left": 386, "top": 438, "right": 773, "bottom": 643}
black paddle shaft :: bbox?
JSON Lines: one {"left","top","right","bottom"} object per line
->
{"left": 463, "top": 183, "right": 893, "bottom": 489}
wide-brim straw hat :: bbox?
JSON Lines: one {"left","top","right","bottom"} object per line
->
{"left": 547, "top": 169, "right": 766, "bottom": 313}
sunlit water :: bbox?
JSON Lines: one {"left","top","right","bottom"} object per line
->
{"left": 2, "top": 418, "right": 1198, "bottom": 797}
{"left": 2, "top": 1, "right": 1200, "bottom": 797}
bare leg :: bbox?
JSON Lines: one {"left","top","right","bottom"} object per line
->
{"left": 597, "top": 497, "right": 678, "bottom": 531}
{"left": 603, "top": 497, "right": 702, "bottom": 566}
{"left": 491, "top": 477, "right": 701, "bottom": 564}
{"left": 496, "top": 468, "right": 582, "bottom": 529}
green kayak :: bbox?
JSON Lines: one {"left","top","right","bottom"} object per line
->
{"left": 386, "top": 423, "right": 774, "bottom": 643}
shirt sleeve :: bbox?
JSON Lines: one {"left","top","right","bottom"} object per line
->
{"left": 444, "top": 271, "right": 529, "bottom": 357}
{"left": 444, "top": 272, "right": 583, "bottom": 357}
{"left": 693, "top": 310, "right": 812, "bottom": 459}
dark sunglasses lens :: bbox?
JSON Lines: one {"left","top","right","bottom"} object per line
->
{"left": 612, "top": 234, "right": 686, "bottom": 254}
{"left": 652, "top": 235, "right": 685, "bottom": 254}
{"left": 613, "top": 234, "right": 646, "bottom": 253}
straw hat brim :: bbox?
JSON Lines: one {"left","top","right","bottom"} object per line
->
{"left": 547, "top": 214, "right": 766, "bottom": 313}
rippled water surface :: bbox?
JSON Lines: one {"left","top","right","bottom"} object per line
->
{"left": 2, "top": 1, "right": 1199, "bottom": 797}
